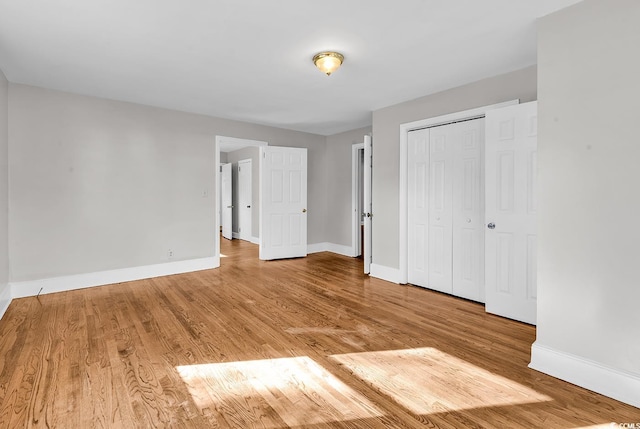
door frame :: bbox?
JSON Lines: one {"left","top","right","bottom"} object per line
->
{"left": 398, "top": 100, "right": 518, "bottom": 284}
{"left": 351, "top": 142, "right": 364, "bottom": 257}
{"left": 214, "top": 136, "right": 267, "bottom": 267}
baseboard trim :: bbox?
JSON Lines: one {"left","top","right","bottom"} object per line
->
{"left": 10, "top": 257, "right": 217, "bottom": 299}
{"left": 0, "top": 285, "right": 11, "bottom": 321}
{"left": 529, "top": 342, "right": 640, "bottom": 408}
{"left": 307, "top": 242, "right": 357, "bottom": 257}
{"left": 250, "top": 236, "right": 260, "bottom": 245}
{"left": 369, "top": 264, "right": 401, "bottom": 284}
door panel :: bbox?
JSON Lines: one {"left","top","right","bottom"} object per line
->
{"left": 408, "top": 128, "right": 430, "bottom": 285}
{"left": 427, "top": 126, "right": 453, "bottom": 294}
{"left": 238, "top": 159, "right": 252, "bottom": 241}
{"left": 221, "top": 163, "right": 233, "bottom": 240}
{"left": 485, "top": 101, "right": 538, "bottom": 325}
{"left": 452, "top": 119, "right": 485, "bottom": 302}
{"left": 260, "top": 146, "right": 307, "bottom": 260}
{"left": 363, "top": 135, "right": 372, "bottom": 274}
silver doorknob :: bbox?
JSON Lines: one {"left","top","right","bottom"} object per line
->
{"left": 466, "top": 218, "right": 471, "bottom": 223}
{"left": 487, "top": 222, "right": 496, "bottom": 229}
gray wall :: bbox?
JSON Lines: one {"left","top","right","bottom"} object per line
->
{"left": 0, "top": 69, "right": 8, "bottom": 302}
{"left": 371, "top": 66, "right": 537, "bottom": 270}
{"left": 325, "top": 126, "right": 371, "bottom": 248}
{"left": 537, "top": 0, "right": 640, "bottom": 375}
{"left": 226, "top": 146, "right": 259, "bottom": 239}
{"left": 8, "top": 84, "right": 326, "bottom": 284}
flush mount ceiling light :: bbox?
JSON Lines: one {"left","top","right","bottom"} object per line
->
{"left": 313, "top": 51, "right": 344, "bottom": 76}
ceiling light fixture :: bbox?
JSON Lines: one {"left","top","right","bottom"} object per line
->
{"left": 313, "top": 51, "right": 344, "bottom": 76}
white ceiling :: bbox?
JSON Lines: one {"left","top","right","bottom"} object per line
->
{"left": 0, "top": 0, "right": 581, "bottom": 136}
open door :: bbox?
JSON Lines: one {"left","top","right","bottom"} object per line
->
{"left": 485, "top": 101, "right": 538, "bottom": 324}
{"left": 260, "top": 146, "right": 307, "bottom": 260}
{"left": 221, "top": 163, "right": 233, "bottom": 240}
{"left": 363, "top": 135, "right": 372, "bottom": 274}
{"left": 238, "top": 159, "right": 252, "bottom": 241}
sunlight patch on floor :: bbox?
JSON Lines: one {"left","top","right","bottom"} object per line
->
{"left": 220, "top": 253, "right": 227, "bottom": 258}
{"left": 330, "top": 347, "right": 552, "bottom": 415}
{"left": 176, "top": 356, "right": 383, "bottom": 427}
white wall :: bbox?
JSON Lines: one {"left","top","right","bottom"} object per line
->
{"left": 325, "top": 126, "right": 371, "bottom": 248}
{"left": 371, "top": 67, "right": 537, "bottom": 273}
{"left": 533, "top": 0, "right": 640, "bottom": 406}
{"left": 8, "top": 84, "right": 326, "bottom": 286}
{"left": 0, "top": 69, "right": 9, "bottom": 314}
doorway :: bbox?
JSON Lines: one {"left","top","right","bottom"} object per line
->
{"left": 215, "top": 136, "right": 267, "bottom": 267}
{"left": 351, "top": 135, "right": 372, "bottom": 273}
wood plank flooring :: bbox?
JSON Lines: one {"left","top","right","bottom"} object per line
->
{"left": 0, "top": 238, "right": 638, "bottom": 428}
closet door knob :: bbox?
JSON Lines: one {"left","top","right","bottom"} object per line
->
{"left": 487, "top": 222, "right": 496, "bottom": 229}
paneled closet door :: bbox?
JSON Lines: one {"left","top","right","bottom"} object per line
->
{"left": 427, "top": 125, "right": 454, "bottom": 294}
{"left": 407, "top": 129, "right": 430, "bottom": 286}
{"left": 452, "top": 119, "right": 485, "bottom": 302}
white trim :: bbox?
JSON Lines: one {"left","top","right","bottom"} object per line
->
{"left": 9, "top": 257, "right": 217, "bottom": 299}
{"left": 0, "top": 285, "right": 11, "bottom": 321}
{"left": 328, "top": 243, "right": 357, "bottom": 257}
{"left": 369, "top": 263, "right": 401, "bottom": 284}
{"left": 398, "top": 100, "right": 520, "bottom": 284}
{"left": 215, "top": 136, "right": 267, "bottom": 267}
{"left": 307, "top": 242, "right": 357, "bottom": 257}
{"left": 530, "top": 342, "right": 640, "bottom": 408}
{"left": 232, "top": 232, "right": 240, "bottom": 239}
{"left": 250, "top": 236, "right": 260, "bottom": 245}
{"left": 307, "top": 242, "right": 329, "bottom": 254}
{"left": 352, "top": 142, "right": 365, "bottom": 258}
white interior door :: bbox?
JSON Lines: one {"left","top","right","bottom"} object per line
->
{"left": 238, "top": 159, "right": 252, "bottom": 241}
{"left": 485, "top": 101, "right": 538, "bottom": 325}
{"left": 363, "top": 135, "right": 372, "bottom": 274}
{"left": 452, "top": 119, "right": 485, "bottom": 302}
{"left": 408, "top": 128, "right": 429, "bottom": 285}
{"left": 427, "top": 125, "right": 454, "bottom": 294}
{"left": 260, "top": 146, "right": 307, "bottom": 260}
{"left": 221, "top": 163, "right": 233, "bottom": 240}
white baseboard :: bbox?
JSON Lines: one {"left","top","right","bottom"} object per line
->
{"left": 0, "top": 284, "right": 11, "bottom": 321}
{"left": 230, "top": 234, "right": 259, "bottom": 245}
{"left": 327, "top": 243, "right": 356, "bottom": 257}
{"left": 10, "top": 257, "right": 217, "bottom": 299}
{"left": 369, "top": 263, "right": 401, "bottom": 284}
{"left": 530, "top": 342, "right": 640, "bottom": 408}
{"left": 307, "top": 242, "right": 357, "bottom": 257}
{"left": 307, "top": 242, "right": 328, "bottom": 254}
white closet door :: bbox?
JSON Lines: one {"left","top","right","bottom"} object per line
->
{"left": 427, "top": 125, "right": 454, "bottom": 294}
{"left": 485, "top": 101, "right": 538, "bottom": 325}
{"left": 452, "top": 119, "right": 485, "bottom": 302}
{"left": 407, "top": 128, "right": 430, "bottom": 286}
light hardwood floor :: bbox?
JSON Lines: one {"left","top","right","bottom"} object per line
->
{"left": 0, "top": 238, "right": 638, "bottom": 428}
